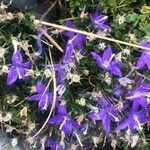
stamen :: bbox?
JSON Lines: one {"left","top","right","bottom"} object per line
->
{"left": 59, "top": 117, "right": 67, "bottom": 130}
{"left": 42, "top": 94, "right": 48, "bottom": 110}
{"left": 74, "top": 132, "right": 83, "bottom": 147}
{"left": 16, "top": 67, "right": 22, "bottom": 79}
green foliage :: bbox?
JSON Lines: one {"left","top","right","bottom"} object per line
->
{"left": 1, "top": 0, "right": 150, "bottom": 149}
{"left": 0, "top": 10, "right": 38, "bottom": 136}
{"left": 127, "top": 13, "right": 147, "bottom": 26}
{"left": 66, "top": 0, "right": 93, "bottom": 15}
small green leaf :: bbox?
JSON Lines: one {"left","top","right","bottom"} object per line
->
{"left": 128, "top": 13, "right": 139, "bottom": 22}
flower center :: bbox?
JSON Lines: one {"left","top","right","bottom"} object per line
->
{"left": 103, "top": 54, "right": 115, "bottom": 68}
{"left": 95, "top": 16, "right": 108, "bottom": 24}
{"left": 59, "top": 117, "right": 67, "bottom": 130}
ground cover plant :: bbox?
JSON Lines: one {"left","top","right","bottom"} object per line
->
{"left": 0, "top": 0, "right": 150, "bottom": 149}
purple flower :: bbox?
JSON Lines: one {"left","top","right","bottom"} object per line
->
{"left": 57, "top": 66, "right": 66, "bottom": 86}
{"left": 46, "top": 64, "right": 66, "bottom": 98}
{"left": 7, "top": 50, "right": 32, "bottom": 85}
{"left": 63, "top": 41, "right": 74, "bottom": 64}
{"left": 117, "top": 109, "right": 150, "bottom": 132}
{"left": 63, "top": 21, "right": 87, "bottom": 51}
{"left": 90, "top": 7, "right": 111, "bottom": 31}
{"left": 136, "top": 41, "right": 150, "bottom": 70}
{"left": 49, "top": 105, "right": 80, "bottom": 135}
{"left": 88, "top": 99, "right": 120, "bottom": 134}
{"left": 26, "top": 82, "right": 56, "bottom": 111}
{"left": 57, "top": 84, "right": 66, "bottom": 99}
{"left": 113, "top": 84, "right": 123, "bottom": 97}
{"left": 127, "top": 79, "right": 150, "bottom": 111}
{"left": 90, "top": 47, "right": 122, "bottom": 77}
{"left": 63, "top": 21, "right": 76, "bottom": 38}
{"left": 35, "top": 25, "right": 47, "bottom": 56}
{"left": 46, "top": 139, "right": 62, "bottom": 150}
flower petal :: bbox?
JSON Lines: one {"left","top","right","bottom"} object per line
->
{"left": 7, "top": 67, "right": 18, "bottom": 85}
{"left": 102, "top": 47, "right": 112, "bottom": 62}
{"left": 138, "top": 97, "right": 148, "bottom": 108}
{"left": 138, "top": 114, "right": 150, "bottom": 123}
{"left": 145, "top": 55, "right": 150, "bottom": 70}
{"left": 102, "top": 115, "right": 111, "bottom": 134}
{"left": 48, "top": 115, "right": 64, "bottom": 124}
{"left": 16, "top": 67, "right": 26, "bottom": 79}
{"left": 22, "top": 61, "right": 32, "bottom": 69}
{"left": 113, "top": 84, "right": 123, "bottom": 97}
{"left": 109, "top": 66, "right": 122, "bottom": 77}
{"left": 46, "top": 139, "right": 62, "bottom": 150}
{"left": 128, "top": 119, "right": 136, "bottom": 131}
{"left": 116, "top": 120, "right": 128, "bottom": 131}
{"left": 58, "top": 106, "right": 68, "bottom": 116}
{"left": 99, "top": 24, "right": 112, "bottom": 31}
{"left": 63, "top": 41, "right": 74, "bottom": 64}
{"left": 88, "top": 111, "right": 100, "bottom": 121}
{"left": 132, "top": 98, "right": 140, "bottom": 111}
{"left": 90, "top": 51, "right": 103, "bottom": 68}
{"left": 136, "top": 54, "right": 146, "bottom": 69}
{"left": 12, "top": 50, "right": 23, "bottom": 64}
{"left": 63, "top": 21, "right": 75, "bottom": 38}
{"left": 36, "top": 82, "right": 46, "bottom": 93}
{"left": 26, "top": 94, "right": 42, "bottom": 101}
{"left": 62, "top": 119, "right": 73, "bottom": 135}
{"left": 72, "top": 34, "right": 87, "bottom": 50}
{"left": 95, "top": 15, "right": 108, "bottom": 24}
{"left": 38, "top": 94, "right": 50, "bottom": 110}
{"left": 57, "top": 84, "right": 66, "bottom": 96}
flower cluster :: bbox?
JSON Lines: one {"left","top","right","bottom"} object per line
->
{"left": 3, "top": 6, "right": 150, "bottom": 149}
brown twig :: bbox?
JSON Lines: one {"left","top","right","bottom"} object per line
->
{"left": 27, "top": 47, "right": 57, "bottom": 141}
{"left": 34, "top": 19, "right": 150, "bottom": 51}
{"left": 39, "top": 27, "right": 64, "bottom": 53}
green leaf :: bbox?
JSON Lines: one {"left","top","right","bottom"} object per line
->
{"left": 138, "top": 14, "right": 146, "bottom": 21}
{"left": 128, "top": 13, "right": 139, "bottom": 22}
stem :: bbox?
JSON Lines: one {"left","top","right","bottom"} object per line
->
{"left": 34, "top": 19, "right": 150, "bottom": 51}
{"left": 27, "top": 47, "right": 57, "bottom": 141}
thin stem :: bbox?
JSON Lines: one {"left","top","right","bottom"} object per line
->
{"left": 27, "top": 47, "right": 57, "bottom": 141}
{"left": 34, "top": 19, "right": 150, "bottom": 51}
{"left": 39, "top": 27, "right": 64, "bottom": 53}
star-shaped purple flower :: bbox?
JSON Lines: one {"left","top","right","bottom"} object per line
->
{"left": 88, "top": 99, "right": 120, "bottom": 134}
{"left": 26, "top": 82, "right": 56, "bottom": 111}
{"left": 49, "top": 105, "right": 80, "bottom": 135}
{"left": 117, "top": 109, "right": 150, "bottom": 132}
{"left": 63, "top": 20, "right": 87, "bottom": 51}
{"left": 127, "top": 79, "right": 150, "bottom": 111}
{"left": 90, "top": 7, "right": 111, "bottom": 32}
{"left": 7, "top": 50, "right": 32, "bottom": 85}
{"left": 136, "top": 41, "right": 150, "bottom": 70}
{"left": 90, "top": 47, "right": 122, "bottom": 77}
